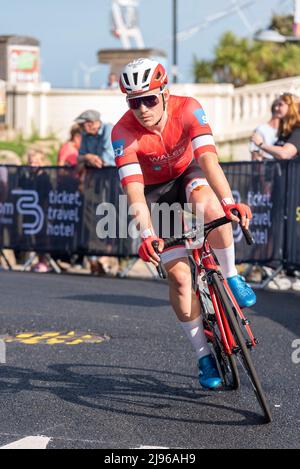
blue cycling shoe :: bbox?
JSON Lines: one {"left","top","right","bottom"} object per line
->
{"left": 198, "top": 354, "right": 222, "bottom": 390}
{"left": 227, "top": 275, "right": 256, "bottom": 308}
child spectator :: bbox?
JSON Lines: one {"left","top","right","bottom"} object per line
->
{"left": 25, "top": 149, "right": 52, "bottom": 273}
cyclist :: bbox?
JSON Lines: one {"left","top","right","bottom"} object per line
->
{"left": 112, "top": 58, "right": 256, "bottom": 390}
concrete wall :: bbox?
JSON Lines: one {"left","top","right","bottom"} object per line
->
{"left": 4, "top": 76, "right": 300, "bottom": 161}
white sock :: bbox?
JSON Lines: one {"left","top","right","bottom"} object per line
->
{"left": 213, "top": 243, "right": 238, "bottom": 279}
{"left": 180, "top": 316, "right": 211, "bottom": 360}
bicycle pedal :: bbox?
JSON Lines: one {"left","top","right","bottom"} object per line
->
{"left": 232, "top": 346, "right": 240, "bottom": 354}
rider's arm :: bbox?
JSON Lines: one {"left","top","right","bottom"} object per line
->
{"left": 125, "top": 182, "right": 162, "bottom": 265}
{"left": 124, "top": 182, "right": 154, "bottom": 238}
{"left": 183, "top": 97, "right": 249, "bottom": 227}
{"left": 112, "top": 123, "right": 151, "bottom": 232}
{"left": 198, "top": 155, "right": 235, "bottom": 209}
{"left": 111, "top": 124, "right": 162, "bottom": 263}
{"left": 199, "top": 152, "right": 252, "bottom": 229}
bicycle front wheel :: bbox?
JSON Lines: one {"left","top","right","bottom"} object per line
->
{"left": 201, "top": 289, "right": 240, "bottom": 390}
{"left": 212, "top": 273, "right": 272, "bottom": 424}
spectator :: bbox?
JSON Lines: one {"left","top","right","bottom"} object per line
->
{"left": 251, "top": 93, "right": 300, "bottom": 160}
{"left": 27, "top": 149, "right": 47, "bottom": 167}
{"left": 250, "top": 99, "right": 280, "bottom": 161}
{"left": 57, "top": 125, "right": 82, "bottom": 166}
{"left": 22, "top": 150, "right": 52, "bottom": 273}
{"left": 75, "top": 110, "right": 115, "bottom": 168}
{"left": 251, "top": 93, "right": 300, "bottom": 290}
{"left": 75, "top": 110, "right": 116, "bottom": 275}
{"left": 105, "top": 72, "right": 119, "bottom": 90}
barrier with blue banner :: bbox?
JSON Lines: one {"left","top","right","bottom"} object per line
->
{"left": 285, "top": 161, "right": 300, "bottom": 269}
{"left": 223, "top": 161, "right": 287, "bottom": 264}
{"left": 0, "top": 161, "right": 298, "bottom": 267}
{"left": 0, "top": 165, "right": 139, "bottom": 256}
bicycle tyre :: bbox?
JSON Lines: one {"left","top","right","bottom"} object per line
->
{"left": 200, "top": 291, "right": 240, "bottom": 390}
{"left": 212, "top": 328, "right": 240, "bottom": 390}
{"left": 212, "top": 273, "right": 272, "bottom": 423}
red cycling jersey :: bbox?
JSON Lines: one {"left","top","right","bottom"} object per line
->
{"left": 111, "top": 95, "right": 217, "bottom": 187}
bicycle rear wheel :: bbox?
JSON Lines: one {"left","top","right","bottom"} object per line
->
{"left": 212, "top": 273, "right": 272, "bottom": 423}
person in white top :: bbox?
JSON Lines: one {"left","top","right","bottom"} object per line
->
{"left": 250, "top": 99, "right": 280, "bottom": 161}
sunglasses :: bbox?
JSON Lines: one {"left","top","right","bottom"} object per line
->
{"left": 127, "top": 91, "right": 163, "bottom": 110}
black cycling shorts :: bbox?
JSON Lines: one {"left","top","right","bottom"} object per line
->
{"left": 144, "top": 159, "right": 209, "bottom": 264}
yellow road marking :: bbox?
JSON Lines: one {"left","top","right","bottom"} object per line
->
{"left": 3, "top": 332, "right": 109, "bottom": 346}
{"left": 40, "top": 333, "right": 61, "bottom": 338}
{"left": 22, "top": 339, "right": 41, "bottom": 344}
{"left": 66, "top": 340, "right": 83, "bottom": 345}
{"left": 46, "top": 339, "right": 66, "bottom": 345}
{"left": 16, "top": 333, "right": 35, "bottom": 339}
{"left": 53, "top": 335, "right": 72, "bottom": 339}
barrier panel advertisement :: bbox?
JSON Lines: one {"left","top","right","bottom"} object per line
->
{"left": 285, "top": 161, "right": 300, "bottom": 269}
{"left": 223, "top": 161, "right": 287, "bottom": 264}
{"left": 0, "top": 161, "right": 298, "bottom": 266}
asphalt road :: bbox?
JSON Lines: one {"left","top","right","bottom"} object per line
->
{"left": 0, "top": 271, "right": 299, "bottom": 449}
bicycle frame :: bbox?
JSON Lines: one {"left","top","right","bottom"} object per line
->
{"left": 154, "top": 217, "right": 272, "bottom": 422}
{"left": 192, "top": 240, "right": 257, "bottom": 356}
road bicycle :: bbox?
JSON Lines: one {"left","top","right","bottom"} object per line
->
{"left": 153, "top": 215, "right": 272, "bottom": 424}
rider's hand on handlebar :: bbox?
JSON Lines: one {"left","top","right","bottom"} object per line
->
{"left": 221, "top": 198, "right": 252, "bottom": 230}
{"left": 138, "top": 235, "right": 164, "bottom": 266}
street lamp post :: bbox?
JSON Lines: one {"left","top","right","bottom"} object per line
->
{"left": 172, "top": 0, "right": 178, "bottom": 83}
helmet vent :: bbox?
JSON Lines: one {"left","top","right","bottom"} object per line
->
{"left": 123, "top": 73, "right": 130, "bottom": 87}
{"left": 155, "top": 71, "right": 162, "bottom": 81}
{"left": 133, "top": 72, "right": 138, "bottom": 86}
{"left": 143, "top": 68, "right": 151, "bottom": 83}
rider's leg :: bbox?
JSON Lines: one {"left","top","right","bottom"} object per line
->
{"left": 163, "top": 255, "right": 221, "bottom": 389}
{"left": 165, "top": 257, "right": 210, "bottom": 356}
{"left": 188, "top": 186, "right": 256, "bottom": 308}
{"left": 166, "top": 258, "right": 199, "bottom": 321}
{"left": 189, "top": 186, "right": 236, "bottom": 268}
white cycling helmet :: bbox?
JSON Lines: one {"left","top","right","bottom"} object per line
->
{"left": 119, "top": 58, "right": 168, "bottom": 95}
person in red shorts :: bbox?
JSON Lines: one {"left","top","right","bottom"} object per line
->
{"left": 112, "top": 58, "right": 256, "bottom": 390}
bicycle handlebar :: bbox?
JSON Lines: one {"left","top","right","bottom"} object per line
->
{"left": 153, "top": 215, "right": 254, "bottom": 279}
{"left": 232, "top": 209, "right": 254, "bottom": 246}
{"left": 152, "top": 241, "right": 168, "bottom": 279}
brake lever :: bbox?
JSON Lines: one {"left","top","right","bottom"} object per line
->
{"left": 232, "top": 209, "right": 254, "bottom": 246}
{"left": 152, "top": 241, "right": 168, "bottom": 279}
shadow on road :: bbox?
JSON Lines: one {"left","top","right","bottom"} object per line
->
{"left": 254, "top": 290, "right": 300, "bottom": 336}
{"left": 59, "top": 294, "right": 170, "bottom": 308}
{"left": 0, "top": 363, "right": 266, "bottom": 427}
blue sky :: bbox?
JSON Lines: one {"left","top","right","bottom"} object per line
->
{"left": 0, "top": 0, "right": 293, "bottom": 88}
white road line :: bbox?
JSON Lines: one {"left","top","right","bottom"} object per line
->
{"left": 0, "top": 436, "right": 51, "bottom": 450}
{"left": 137, "top": 446, "right": 170, "bottom": 449}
